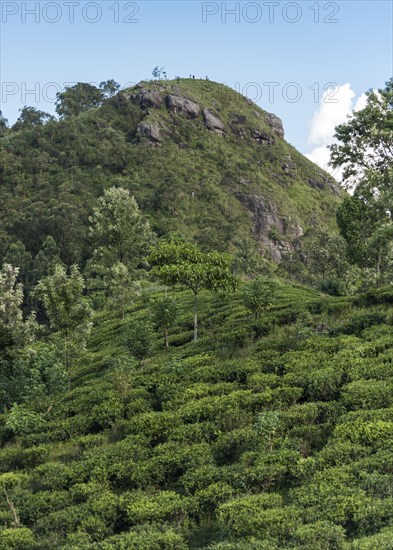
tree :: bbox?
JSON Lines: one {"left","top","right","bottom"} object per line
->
{"left": 0, "top": 264, "right": 37, "bottom": 407}
{"left": 35, "top": 265, "right": 93, "bottom": 379}
{"left": 329, "top": 79, "right": 393, "bottom": 282}
{"left": 329, "top": 79, "right": 393, "bottom": 192}
{"left": 32, "top": 236, "right": 62, "bottom": 282}
{"left": 106, "top": 262, "right": 140, "bottom": 319}
{"left": 336, "top": 195, "right": 383, "bottom": 266}
{"left": 151, "top": 294, "right": 178, "bottom": 349}
{"left": 307, "top": 229, "right": 348, "bottom": 282}
{"left": 12, "top": 106, "right": 54, "bottom": 131}
{"left": 89, "top": 186, "right": 154, "bottom": 272}
{"left": 0, "top": 264, "right": 35, "bottom": 344}
{"left": 5, "top": 403, "right": 45, "bottom": 436}
{"left": 123, "top": 320, "right": 154, "bottom": 364}
{"left": 152, "top": 66, "right": 167, "bottom": 80}
{"left": 3, "top": 241, "right": 32, "bottom": 289}
{"left": 150, "top": 238, "right": 237, "bottom": 341}
{"left": 99, "top": 79, "right": 121, "bottom": 98}
{"left": 0, "top": 110, "right": 9, "bottom": 134}
{"left": 242, "top": 277, "right": 278, "bottom": 319}
{"left": 365, "top": 223, "right": 393, "bottom": 277}
{"left": 55, "top": 83, "right": 104, "bottom": 118}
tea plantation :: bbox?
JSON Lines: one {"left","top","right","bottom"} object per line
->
{"left": 1, "top": 281, "right": 392, "bottom": 549}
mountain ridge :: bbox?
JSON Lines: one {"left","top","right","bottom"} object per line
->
{"left": 0, "top": 78, "right": 342, "bottom": 267}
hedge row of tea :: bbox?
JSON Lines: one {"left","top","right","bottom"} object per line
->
{"left": 1, "top": 283, "right": 393, "bottom": 549}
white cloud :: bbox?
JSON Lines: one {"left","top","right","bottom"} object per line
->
{"left": 305, "top": 84, "right": 371, "bottom": 181}
{"left": 308, "top": 83, "right": 355, "bottom": 147}
{"left": 354, "top": 92, "right": 368, "bottom": 112}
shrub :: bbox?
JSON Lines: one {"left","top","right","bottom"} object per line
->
{"left": 319, "top": 279, "right": 347, "bottom": 296}
{"left": 122, "top": 491, "right": 191, "bottom": 526}
{"left": 292, "top": 520, "right": 346, "bottom": 549}
{"left": 218, "top": 494, "right": 300, "bottom": 540}
{"left": 0, "top": 528, "right": 37, "bottom": 550}
{"left": 84, "top": 524, "right": 187, "bottom": 549}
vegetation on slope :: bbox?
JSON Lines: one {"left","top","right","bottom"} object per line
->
{"left": 0, "top": 78, "right": 341, "bottom": 274}
{"left": 1, "top": 280, "right": 393, "bottom": 549}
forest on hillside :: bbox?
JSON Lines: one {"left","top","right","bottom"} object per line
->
{"left": 0, "top": 79, "right": 392, "bottom": 549}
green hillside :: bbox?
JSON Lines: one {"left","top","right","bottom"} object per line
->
{"left": 1, "top": 78, "right": 391, "bottom": 550}
{"left": 1, "top": 281, "right": 393, "bottom": 549}
{"left": 0, "top": 79, "right": 341, "bottom": 267}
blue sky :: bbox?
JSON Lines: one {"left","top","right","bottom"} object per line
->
{"left": 1, "top": 0, "right": 392, "bottom": 166}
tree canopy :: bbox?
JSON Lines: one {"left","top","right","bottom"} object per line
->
{"left": 150, "top": 238, "right": 237, "bottom": 340}
{"left": 329, "top": 78, "right": 393, "bottom": 196}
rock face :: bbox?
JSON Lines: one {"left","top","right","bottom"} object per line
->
{"left": 265, "top": 112, "right": 285, "bottom": 139}
{"left": 237, "top": 193, "right": 284, "bottom": 237}
{"left": 136, "top": 122, "right": 161, "bottom": 143}
{"left": 252, "top": 129, "right": 274, "bottom": 145}
{"left": 133, "top": 90, "right": 163, "bottom": 109}
{"left": 232, "top": 114, "right": 247, "bottom": 124}
{"left": 166, "top": 95, "right": 201, "bottom": 118}
{"left": 308, "top": 176, "right": 341, "bottom": 197}
{"left": 282, "top": 155, "right": 297, "bottom": 177}
{"left": 236, "top": 193, "right": 304, "bottom": 261}
{"left": 203, "top": 108, "right": 225, "bottom": 135}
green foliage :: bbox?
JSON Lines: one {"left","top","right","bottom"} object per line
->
{"left": 123, "top": 491, "right": 190, "bottom": 525}
{"left": 12, "top": 106, "right": 53, "bottom": 130}
{"left": 89, "top": 186, "right": 154, "bottom": 271}
{"left": 150, "top": 238, "right": 237, "bottom": 340}
{"left": 36, "top": 265, "right": 93, "bottom": 373}
{"left": 0, "top": 264, "right": 37, "bottom": 407}
{"left": 55, "top": 82, "right": 104, "bottom": 117}
{"left": 330, "top": 78, "right": 393, "bottom": 188}
{"left": 308, "top": 229, "right": 348, "bottom": 282}
{"left": 242, "top": 277, "right": 278, "bottom": 318}
{"left": 0, "top": 527, "right": 36, "bottom": 549}
{"left": 0, "top": 264, "right": 35, "bottom": 340}
{"left": 330, "top": 79, "right": 393, "bottom": 280}
{"left": 254, "top": 411, "right": 282, "bottom": 451}
{"left": 123, "top": 319, "right": 155, "bottom": 363}
{"left": 218, "top": 493, "right": 299, "bottom": 540}
{"left": 292, "top": 521, "right": 346, "bottom": 549}
{"left": 0, "top": 276, "right": 392, "bottom": 548}
{"left": 5, "top": 404, "right": 46, "bottom": 436}
{"left": 151, "top": 294, "right": 178, "bottom": 349}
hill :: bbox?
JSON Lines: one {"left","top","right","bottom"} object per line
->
{"left": 0, "top": 79, "right": 342, "bottom": 268}
{"left": 1, "top": 281, "right": 393, "bottom": 548}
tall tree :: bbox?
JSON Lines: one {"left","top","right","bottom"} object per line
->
{"left": 12, "top": 107, "right": 54, "bottom": 131}
{"left": 99, "top": 79, "right": 121, "bottom": 98}
{"left": 36, "top": 265, "right": 93, "bottom": 380}
{"left": 0, "top": 265, "right": 37, "bottom": 407}
{"left": 55, "top": 83, "right": 104, "bottom": 118}
{"left": 336, "top": 195, "right": 385, "bottom": 267}
{"left": 0, "top": 110, "right": 9, "bottom": 134}
{"left": 89, "top": 186, "right": 154, "bottom": 271}
{"left": 150, "top": 238, "right": 237, "bottom": 341}
{"left": 329, "top": 79, "right": 393, "bottom": 281}
{"left": 329, "top": 78, "right": 393, "bottom": 193}
{"left": 0, "top": 264, "right": 34, "bottom": 342}
{"left": 308, "top": 229, "right": 348, "bottom": 282}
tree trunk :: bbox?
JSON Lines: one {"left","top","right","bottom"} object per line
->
{"left": 193, "top": 292, "right": 198, "bottom": 342}
{"left": 164, "top": 327, "right": 169, "bottom": 350}
{"left": 3, "top": 488, "right": 20, "bottom": 528}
